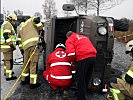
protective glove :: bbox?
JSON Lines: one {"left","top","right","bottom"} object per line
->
{"left": 3, "top": 32, "right": 9, "bottom": 40}
{"left": 33, "top": 17, "right": 40, "bottom": 24}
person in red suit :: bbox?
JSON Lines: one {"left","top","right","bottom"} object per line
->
{"left": 43, "top": 43, "right": 72, "bottom": 92}
{"left": 65, "top": 31, "right": 97, "bottom": 100}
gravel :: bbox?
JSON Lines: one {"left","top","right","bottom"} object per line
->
{"left": 1, "top": 40, "right": 132, "bottom": 100}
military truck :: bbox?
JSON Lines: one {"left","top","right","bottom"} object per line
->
{"left": 44, "top": 4, "right": 128, "bottom": 93}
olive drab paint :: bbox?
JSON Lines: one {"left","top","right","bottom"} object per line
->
{"left": 44, "top": 15, "right": 128, "bottom": 92}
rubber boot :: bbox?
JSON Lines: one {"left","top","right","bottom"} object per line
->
{"left": 30, "top": 83, "right": 41, "bottom": 89}
{"left": 21, "top": 76, "right": 30, "bottom": 85}
{"left": 6, "top": 76, "right": 17, "bottom": 81}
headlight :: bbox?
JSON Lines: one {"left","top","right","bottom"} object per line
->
{"left": 93, "top": 78, "right": 101, "bottom": 86}
{"left": 98, "top": 26, "right": 107, "bottom": 35}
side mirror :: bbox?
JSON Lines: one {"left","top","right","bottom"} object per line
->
{"left": 62, "top": 4, "right": 75, "bottom": 11}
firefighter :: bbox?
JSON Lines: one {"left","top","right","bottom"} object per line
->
{"left": 18, "top": 16, "right": 43, "bottom": 89}
{"left": 43, "top": 43, "right": 72, "bottom": 94}
{"left": 0, "top": 13, "right": 17, "bottom": 80}
{"left": 65, "top": 31, "right": 97, "bottom": 100}
{"left": 109, "top": 40, "right": 133, "bottom": 100}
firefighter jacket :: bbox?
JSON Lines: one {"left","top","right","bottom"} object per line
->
{"left": 44, "top": 48, "right": 72, "bottom": 87}
{"left": 18, "top": 17, "right": 43, "bottom": 51}
{"left": 65, "top": 32, "right": 97, "bottom": 62}
{"left": 0, "top": 20, "right": 16, "bottom": 52}
{"left": 111, "top": 61, "right": 133, "bottom": 98}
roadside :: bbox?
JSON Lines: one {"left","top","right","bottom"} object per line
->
{"left": 1, "top": 40, "right": 132, "bottom": 100}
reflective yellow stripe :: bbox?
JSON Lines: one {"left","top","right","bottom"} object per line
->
{"left": 4, "top": 66, "right": 6, "bottom": 69}
{"left": 110, "top": 88, "right": 120, "bottom": 100}
{"left": 0, "top": 38, "right": 5, "bottom": 44}
{"left": 30, "top": 74, "right": 37, "bottom": 84}
{"left": 1, "top": 45, "right": 10, "bottom": 48}
{"left": 6, "top": 38, "right": 12, "bottom": 43}
{"left": 22, "top": 73, "right": 29, "bottom": 77}
{"left": 22, "top": 37, "right": 39, "bottom": 47}
{"left": 6, "top": 70, "right": 12, "bottom": 78}
{"left": 19, "top": 44, "right": 22, "bottom": 48}
{"left": 17, "top": 38, "right": 21, "bottom": 41}
{"left": 4, "top": 29, "right": 11, "bottom": 33}
{"left": 2, "top": 21, "right": 15, "bottom": 32}
{"left": 0, "top": 38, "right": 12, "bottom": 44}
{"left": 121, "top": 74, "right": 126, "bottom": 81}
{"left": 127, "top": 70, "right": 133, "bottom": 78}
{"left": 35, "top": 22, "right": 42, "bottom": 28}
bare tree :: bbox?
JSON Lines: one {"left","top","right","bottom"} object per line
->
{"left": 14, "top": 10, "right": 23, "bottom": 16}
{"left": 3, "top": 8, "right": 10, "bottom": 18}
{"left": 42, "top": 0, "right": 57, "bottom": 20}
{"left": 34, "top": 12, "right": 42, "bottom": 19}
{"left": 71, "top": 0, "right": 124, "bottom": 16}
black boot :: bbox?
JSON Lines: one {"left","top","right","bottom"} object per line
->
{"left": 21, "top": 76, "right": 30, "bottom": 85}
{"left": 30, "top": 83, "right": 41, "bottom": 89}
{"left": 6, "top": 76, "right": 17, "bottom": 81}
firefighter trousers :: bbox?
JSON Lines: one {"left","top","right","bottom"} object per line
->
{"left": 21, "top": 46, "right": 40, "bottom": 84}
{"left": 3, "top": 50, "right": 13, "bottom": 78}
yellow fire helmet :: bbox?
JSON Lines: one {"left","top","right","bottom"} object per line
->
{"left": 7, "top": 13, "right": 17, "bottom": 21}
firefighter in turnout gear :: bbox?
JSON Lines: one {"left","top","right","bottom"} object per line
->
{"left": 18, "top": 16, "right": 43, "bottom": 89}
{"left": 43, "top": 43, "right": 72, "bottom": 91}
{"left": 65, "top": 31, "right": 97, "bottom": 100}
{"left": 0, "top": 13, "right": 17, "bottom": 80}
{"left": 110, "top": 40, "right": 133, "bottom": 100}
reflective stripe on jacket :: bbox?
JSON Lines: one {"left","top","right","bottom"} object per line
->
{"left": 22, "top": 37, "right": 39, "bottom": 47}
{"left": 127, "top": 70, "right": 133, "bottom": 79}
{"left": 50, "top": 62, "right": 71, "bottom": 67}
{"left": 50, "top": 74, "right": 72, "bottom": 79}
{"left": 46, "top": 48, "right": 72, "bottom": 81}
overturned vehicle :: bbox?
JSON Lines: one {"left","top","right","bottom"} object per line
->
{"left": 44, "top": 4, "right": 129, "bottom": 93}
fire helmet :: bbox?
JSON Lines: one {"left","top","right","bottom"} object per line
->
{"left": 7, "top": 13, "right": 17, "bottom": 21}
{"left": 126, "top": 40, "right": 133, "bottom": 54}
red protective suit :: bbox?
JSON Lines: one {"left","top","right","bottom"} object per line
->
{"left": 66, "top": 32, "right": 97, "bottom": 62}
{"left": 43, "top": 48, "right": 72, "bottom": 90}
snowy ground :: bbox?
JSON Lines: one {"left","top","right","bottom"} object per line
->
{"left": 1, "top": 40, "right": 132, "bottom": 100}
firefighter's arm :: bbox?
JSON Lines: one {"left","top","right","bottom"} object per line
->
{"left": 3, "top": 26, "right": 11, "bottom": 40}
{"left": 124, "top": 62, "right": 133, "bottom": 84}
{"left": 66, "top": 39, "right": 76, "bottom": 62}
{"left": 3, "top": 32, "right": 9, "bottom": 40}
{"left": 3, "top": 24, "right": 13, "bottom": 39}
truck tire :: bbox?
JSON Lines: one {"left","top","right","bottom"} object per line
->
{"left": 114, "top": 19, "right": 129, "bottom": 32}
